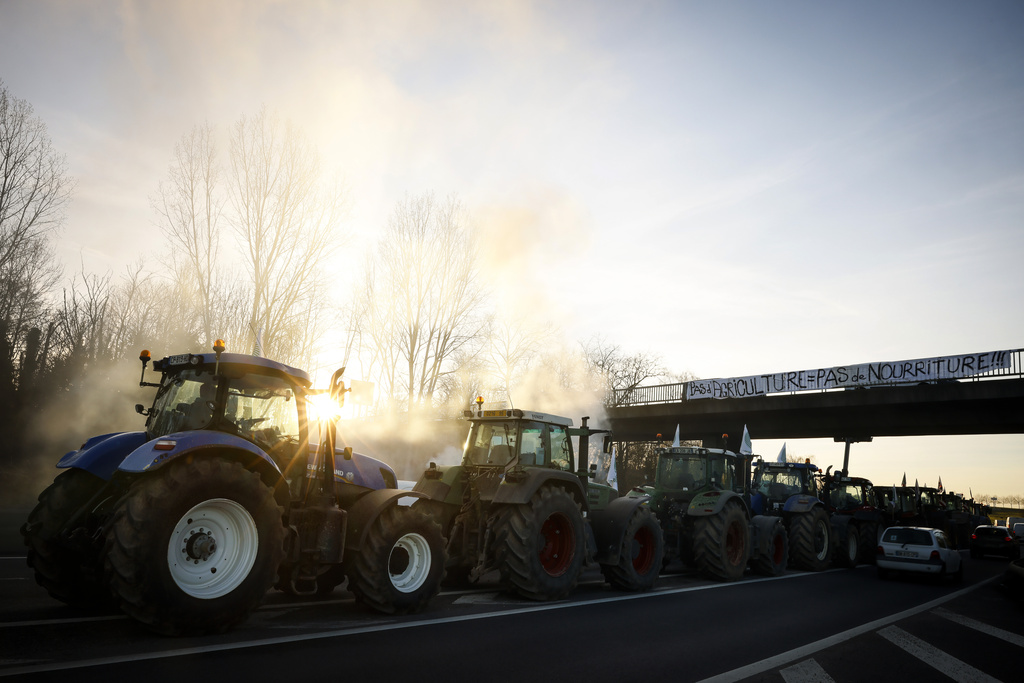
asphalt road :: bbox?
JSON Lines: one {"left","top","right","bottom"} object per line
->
{"left": 2, "top": 507, "right": 1021, "bottom": 683}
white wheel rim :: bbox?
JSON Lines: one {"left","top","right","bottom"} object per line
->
{"left": 167, "top": 498, "right": 258, "bottom": 599}
{"left": 815, "top": 520, "right": 830, "bottom": 561}
{"left": 388, "top": 532, "right": 432, "bottom": 593}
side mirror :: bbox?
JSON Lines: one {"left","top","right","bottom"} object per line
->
{"left": 135, "top": 404, "right": 147, "bottom": 415}
{"left": 343, "top": 446, "right": 353, "bottom": 461}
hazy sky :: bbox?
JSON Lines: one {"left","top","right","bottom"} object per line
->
{"left": 1, "top": 0, "right": 1022, "bottom": 497}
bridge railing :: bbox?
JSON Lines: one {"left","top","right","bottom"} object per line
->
{"left": 612, "top": 348, "right": 1024, "bottom": 407}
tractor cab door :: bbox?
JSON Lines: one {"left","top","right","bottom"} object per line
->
{"left": 222, "top": 372, "right": 303, "bottom": 474}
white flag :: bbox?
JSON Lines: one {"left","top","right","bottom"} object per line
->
{"left": 607, "top": 446, "right": 618, "bottom": 491}
{"left": 739, "top": 425, "right": 752, "bottom": 456}
{"left": 776, "top": 443, "right": 787, "bottom": 463}
{"left": 672, "top": 424, "right": 680, "bottom": 448}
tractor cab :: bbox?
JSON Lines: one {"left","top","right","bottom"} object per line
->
{"left": 649, "top": 446, "right": 744, "bottom": 506}
{"left": 463, "top": 408, "right": 575, "bottom": 472}
{"left": 822, "top": 475, "right": 875, "bottom": 514}
{"left": 140, "top": 350, "right": 311, "bottom": 475}
{"left": 750, "top": 461, "right": 819, "bottom": 513}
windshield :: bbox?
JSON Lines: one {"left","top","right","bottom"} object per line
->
{"left": 757, "top": 468, "right": 807, "bottom": 499}
{"left": 830, "top": 483, "right": 865, "bottom": 510}
{"left": 882, "top": 528, "right": 933, "bottom": 546}
{"left": 657, "top": 455, "right": 706, "bottom": 490}
{"left": 148, "top": 367, "right": 218, "bottom": 437}
{"left": 224, "top": 373, "right": 301, "bottom": 453}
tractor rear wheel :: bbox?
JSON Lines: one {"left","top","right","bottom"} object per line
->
{"left": 835, "top": 525, "right": 860, "bottom": 567}
{"left": 858, "top": 522, "right": 879, "bottom": 565}
{"left": 22, "top": 469, "right": 112, "bottom": 608}
{"left": 753, "top": 519, "right": 789, "bottom": 576}
{"left": 692, "top": 500, "right": 750, "bottom": 581}
{"left": 601, "top": 505, "right": 664, "bottom": 591}
{"left": 347, "top": 505, "right": 445, "bottom": 614}
{"left": 789, "top": 507, "right": 832, "bottom": 571}
{"left": 493, "top": 485, "right": 585, "bottom": 600}
{"left": 104, "top": 458, "right": 285, "bottom": 635}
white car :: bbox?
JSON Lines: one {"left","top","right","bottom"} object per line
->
{"left": 876, "top": 526, "right": 963, "bottom": 582}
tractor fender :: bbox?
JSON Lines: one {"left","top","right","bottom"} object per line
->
{"left": 412, "top": 464, "right": 466, "bottom": 506}
{"left": 491, "top": 468, "right": 587, "bottom": 508}
{"left": 56, "top": 431, "right": 149, "bottom": 480}
{"left": 783, "top": 494, "right": 823, "bottom": 514}
{"left": 590, "top": 495, "right": 652, "bottom": 565}
{"left": 750, "top": 514, "right": 783, "bottom": 558}
{"left": 116, "top": 430, "right": 283, "bottom": 478}
{"left": 344, "top": 488, "right": 426, "bottom": 552}
{"left": 687, "top": 490, "right": 745, "bottom": 517}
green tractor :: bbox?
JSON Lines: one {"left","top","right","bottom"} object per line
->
{"left": 631, "top": 444, "right": 787, "bottom": 581}
{"left": 413, "top": 402, "right": 663, "bottom": 600}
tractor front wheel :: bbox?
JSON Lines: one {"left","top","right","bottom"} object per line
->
{"left": 493, "top": 485, "right": 585, "bottom": 600}
{"left": 103, "top": 458, "right": 285, "bottom": 635}
{"left": 753, "top": 519, "right": 789, "bottom": 577}
{"left": 692, "top": 500, "right": 750, "bottom": 581}
{"left": 347, "top": 505, "right": 445, "bottom": 614}
{"left": 22, "top": 469, "right": 111, "bottom": 608}
{"left": 601, "top": 505, "right": 664, "bottom": 591}
{"left": 835, "top": 525, "right": 860, "bottom": 567}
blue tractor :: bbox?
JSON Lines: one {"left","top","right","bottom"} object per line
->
{"left": 21, "top": 342, "right": 445, "bottom": 635}
{"left": 750, "top": 459, "right": 835, "bottom": 571}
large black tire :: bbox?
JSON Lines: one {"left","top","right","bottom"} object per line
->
{"left": 692, "top": 500, "right": 750, "bottom": 581}
{"left": 753, "top": 519, "right": 789, "bottom": 577}
{"left": 834, "top": 524, "right": 860, "bottom": 568}
{"left": 21, "top": 469, "right": 112, "bottom": 608}
{"left": 346, "top": 504, "right": 445, "bottom": 614}
{"left": 858, "top": 522, "right": 879, "bottom": 565}
{"left": 789, "top": 507, "right": 832, "bottom": 571}
{"left": 600, "top": 505, "right": 664, "bottom": 591}
{"left": 104, "top": 458, "right": 285, "bottom": 635}
{"left": 493, "top": 485, "right": 586, "bottom": 600}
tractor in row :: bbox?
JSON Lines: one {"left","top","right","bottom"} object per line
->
{"left": 412, "top": 401, "right": 663, "bottom": 600}
{"left": 632, "top": 443, "right": 789, "bottom": 581}
{"left": 22, "top": 342, "right": 446, "bottom": 635}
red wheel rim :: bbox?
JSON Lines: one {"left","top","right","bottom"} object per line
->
{"left": 539, "top": 513, "right": 575, "bottom": 576}
{"left": 772, "top": 531, "right": 786, "bottom": 564}
{"left": 725, "top": 520, "right": 745, "bottom": 566}
{"left": 632, "top": 524, "right": 656, "bottom": 575}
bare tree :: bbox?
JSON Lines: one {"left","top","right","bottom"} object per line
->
{"left": 152, "top": 123, "right": 223, "bottom": 345}
{"left": 357, "top": 194, "right": 485, "bottom": 413}
{"left": 0, "top": 81, "right": 73, "bottom": 362}
{"left": 487, "top": 316, "right": 557, "bottom": 406}
{"left": 228, "top": 107, "right": 346, "bottom": 364}
{"left": 581, "top": 335, "right": 668, "bottom": 405}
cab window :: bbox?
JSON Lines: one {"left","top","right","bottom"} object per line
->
{"left": 549, "top": 426, "right": 571, "bottom": 471}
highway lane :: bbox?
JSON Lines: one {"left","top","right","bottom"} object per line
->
{"left": 2, "top": 548, "right": 1019, "bottom": 683}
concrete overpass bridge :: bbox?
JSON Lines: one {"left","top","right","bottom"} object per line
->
{"left": 605, "top": 348, "right": 1024, "bottom": 453}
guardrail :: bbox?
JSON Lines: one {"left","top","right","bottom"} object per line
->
{"left": 612, "top": 348, "right": 1024, "bottom": 407}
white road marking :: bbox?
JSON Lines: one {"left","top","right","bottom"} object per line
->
{"left": 877, "top": 625, "right": 1001, "bottom": 683}
{"left": 780, "top": 659, "right": 835, "bottom": 683}
{"left": 0, "top": 570, "right": 827, "bottom": 677}
{"left": 933, "top": 607, "right": 1024, "bottom": 648}
{"left": 694, "top": 576, "right": 999, "bottom": 683}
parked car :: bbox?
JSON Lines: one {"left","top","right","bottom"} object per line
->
{"left": 876, "top": 526, "right": 962, "bottom": 582}
{"left": 970, "top": 525, "right": 1021, "bottom": 559}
